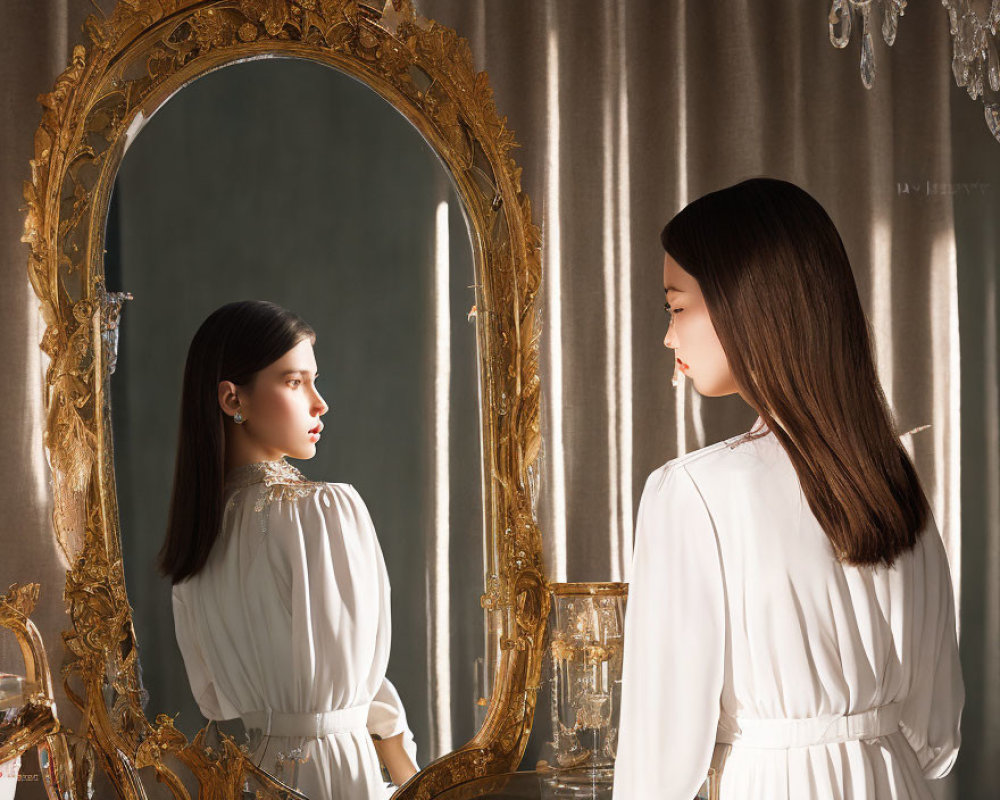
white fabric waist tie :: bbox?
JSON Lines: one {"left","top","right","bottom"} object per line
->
{"left": 241, "top": 704, "right": 371, "bottom": 738}
{"left": 718, "top": 701, "right": 904, "bottom": 749}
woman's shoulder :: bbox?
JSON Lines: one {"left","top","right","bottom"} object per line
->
{"left": 270, "top": 476, "right": 368, "bottom": 514}
{"left": 314, "top": 480, "right": 366, "bottom": 506}
{"left": 277, "top": 474, "right": 371, "bottom": 518}
{"left": 646, "top": 426, "right": 771, "bottom": 492}
{"left": 255, "top": 477, "right": 377, "bottom": 541}
{"left": 226, "top": 460, "right": 365, "bottom": 507}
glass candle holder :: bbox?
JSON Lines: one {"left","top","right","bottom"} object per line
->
{"left": 545, "top": 582, "right": 628, "bottom": 786}
{"left": 0, "top": 674, "right": 26, "bottom": 715}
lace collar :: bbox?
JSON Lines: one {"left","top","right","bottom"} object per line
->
{"left": 224, "top": 458, "right": 310, "bottom": 490}
{"left": 223, "top": 458, "right": 328, "bottom": 516}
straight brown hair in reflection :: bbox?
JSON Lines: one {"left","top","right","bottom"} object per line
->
{"left": 158, "top": 300, "right": 316, "bottom": 584}
{"left": 661, "top": 177, "right": 929, "bottom": 568}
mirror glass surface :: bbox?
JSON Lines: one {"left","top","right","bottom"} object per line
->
{"left": 104, "top": 56, "right": 485, "bottom": 792}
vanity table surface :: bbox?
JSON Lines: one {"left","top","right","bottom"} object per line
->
{"left": 432, "top": 768, "right": 612, "bottom": 800}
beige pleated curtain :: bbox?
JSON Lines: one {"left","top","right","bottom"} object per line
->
{"left": 2, "top": 2, "right": 997, "bottom": 798}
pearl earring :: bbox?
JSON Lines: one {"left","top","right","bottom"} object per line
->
{"left": 234, "top": 410, "right": 245, "bottom": 424}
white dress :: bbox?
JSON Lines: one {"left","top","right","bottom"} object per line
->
{"left": 612, "top": 418, "right": 963, "bottom": 800}
{"left": 171, "top": 458, "right": 417, "bottom": 800}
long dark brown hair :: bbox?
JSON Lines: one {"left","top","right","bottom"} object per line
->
{"left": 158, "top": 300, "right": 316, "bottom": 584}
{"left": 662, "top": 177, "right": 929, "bottom": 568}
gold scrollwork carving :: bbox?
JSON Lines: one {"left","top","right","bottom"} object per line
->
{"left": 22, "top": 1, "right": 546, "bottom": 797}
{"left": 0, "top": 584, "right": 95, "bottom": 799}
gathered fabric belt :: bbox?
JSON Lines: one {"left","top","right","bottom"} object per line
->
{"left": 717, "top": 701, "right": 904, "bottom": 749}
{"left": 241, "top": 703, "right": 370, "bottom": 738}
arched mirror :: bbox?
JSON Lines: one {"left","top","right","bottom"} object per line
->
{"left": 21, "top": 2, "right": 547, "bottom": 798}
{"left": 108, "top": 54, "right": 483, "bottom": 790}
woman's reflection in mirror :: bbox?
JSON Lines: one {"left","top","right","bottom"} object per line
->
{"left": 158, "top": 300, "right": 418, "bottom": 799}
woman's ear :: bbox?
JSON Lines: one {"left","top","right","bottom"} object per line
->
{"left": 217, "top": 380, "right": 240, "bottom": 416}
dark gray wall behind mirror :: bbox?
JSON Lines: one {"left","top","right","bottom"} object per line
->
{"left": 105, "top": 56, "right": 483, "bottom": 767}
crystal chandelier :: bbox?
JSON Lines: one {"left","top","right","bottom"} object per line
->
{"left": 828, "top": 0, "right": 1000, "bottom": 143}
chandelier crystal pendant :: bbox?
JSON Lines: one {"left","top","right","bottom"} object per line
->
{"left": 829, "top": 0, "right": 1000, "bottom": 143}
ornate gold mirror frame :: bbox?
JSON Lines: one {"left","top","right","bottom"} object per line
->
{"left": 20, "top": 1, "right": 547, "bottom": 797}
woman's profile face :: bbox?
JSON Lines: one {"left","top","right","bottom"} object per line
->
{"left": 219, "top": 338, "right": 329, "bottom": 462}
{"left": 662, "top": 252, "right": 741, "bottom": 398}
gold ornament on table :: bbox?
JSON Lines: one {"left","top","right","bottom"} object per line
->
{"left": 0, "top": 583, "right": 93, "bottom": 800}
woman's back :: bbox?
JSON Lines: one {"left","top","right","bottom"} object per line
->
{"left": 171, "top": 459, "right": 414, "bottom": 799}
{"left": 613, "top": 419, "right": 963, "bottom": 799}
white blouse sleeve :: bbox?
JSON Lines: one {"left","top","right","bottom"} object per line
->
{"left": 898, "top": 526, "right": 964, "bottom": 778}
{"left": 368, "top": 676, "right": 418, "bottom": 765}
{"left": 612, "top": 464, "right": 726, "bottom": 800}
{"left": 351, "top": 487, "right": 419, "bottom": 765}
{"left": 171, "top": 588, "right": 224, "bottom": 721}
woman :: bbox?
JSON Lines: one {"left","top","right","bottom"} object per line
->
{"left": 159, "top": 300, "right": 419, "bottom": 800}
{"left": 612, "top": 178, "right": 964, "bottom": 799}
